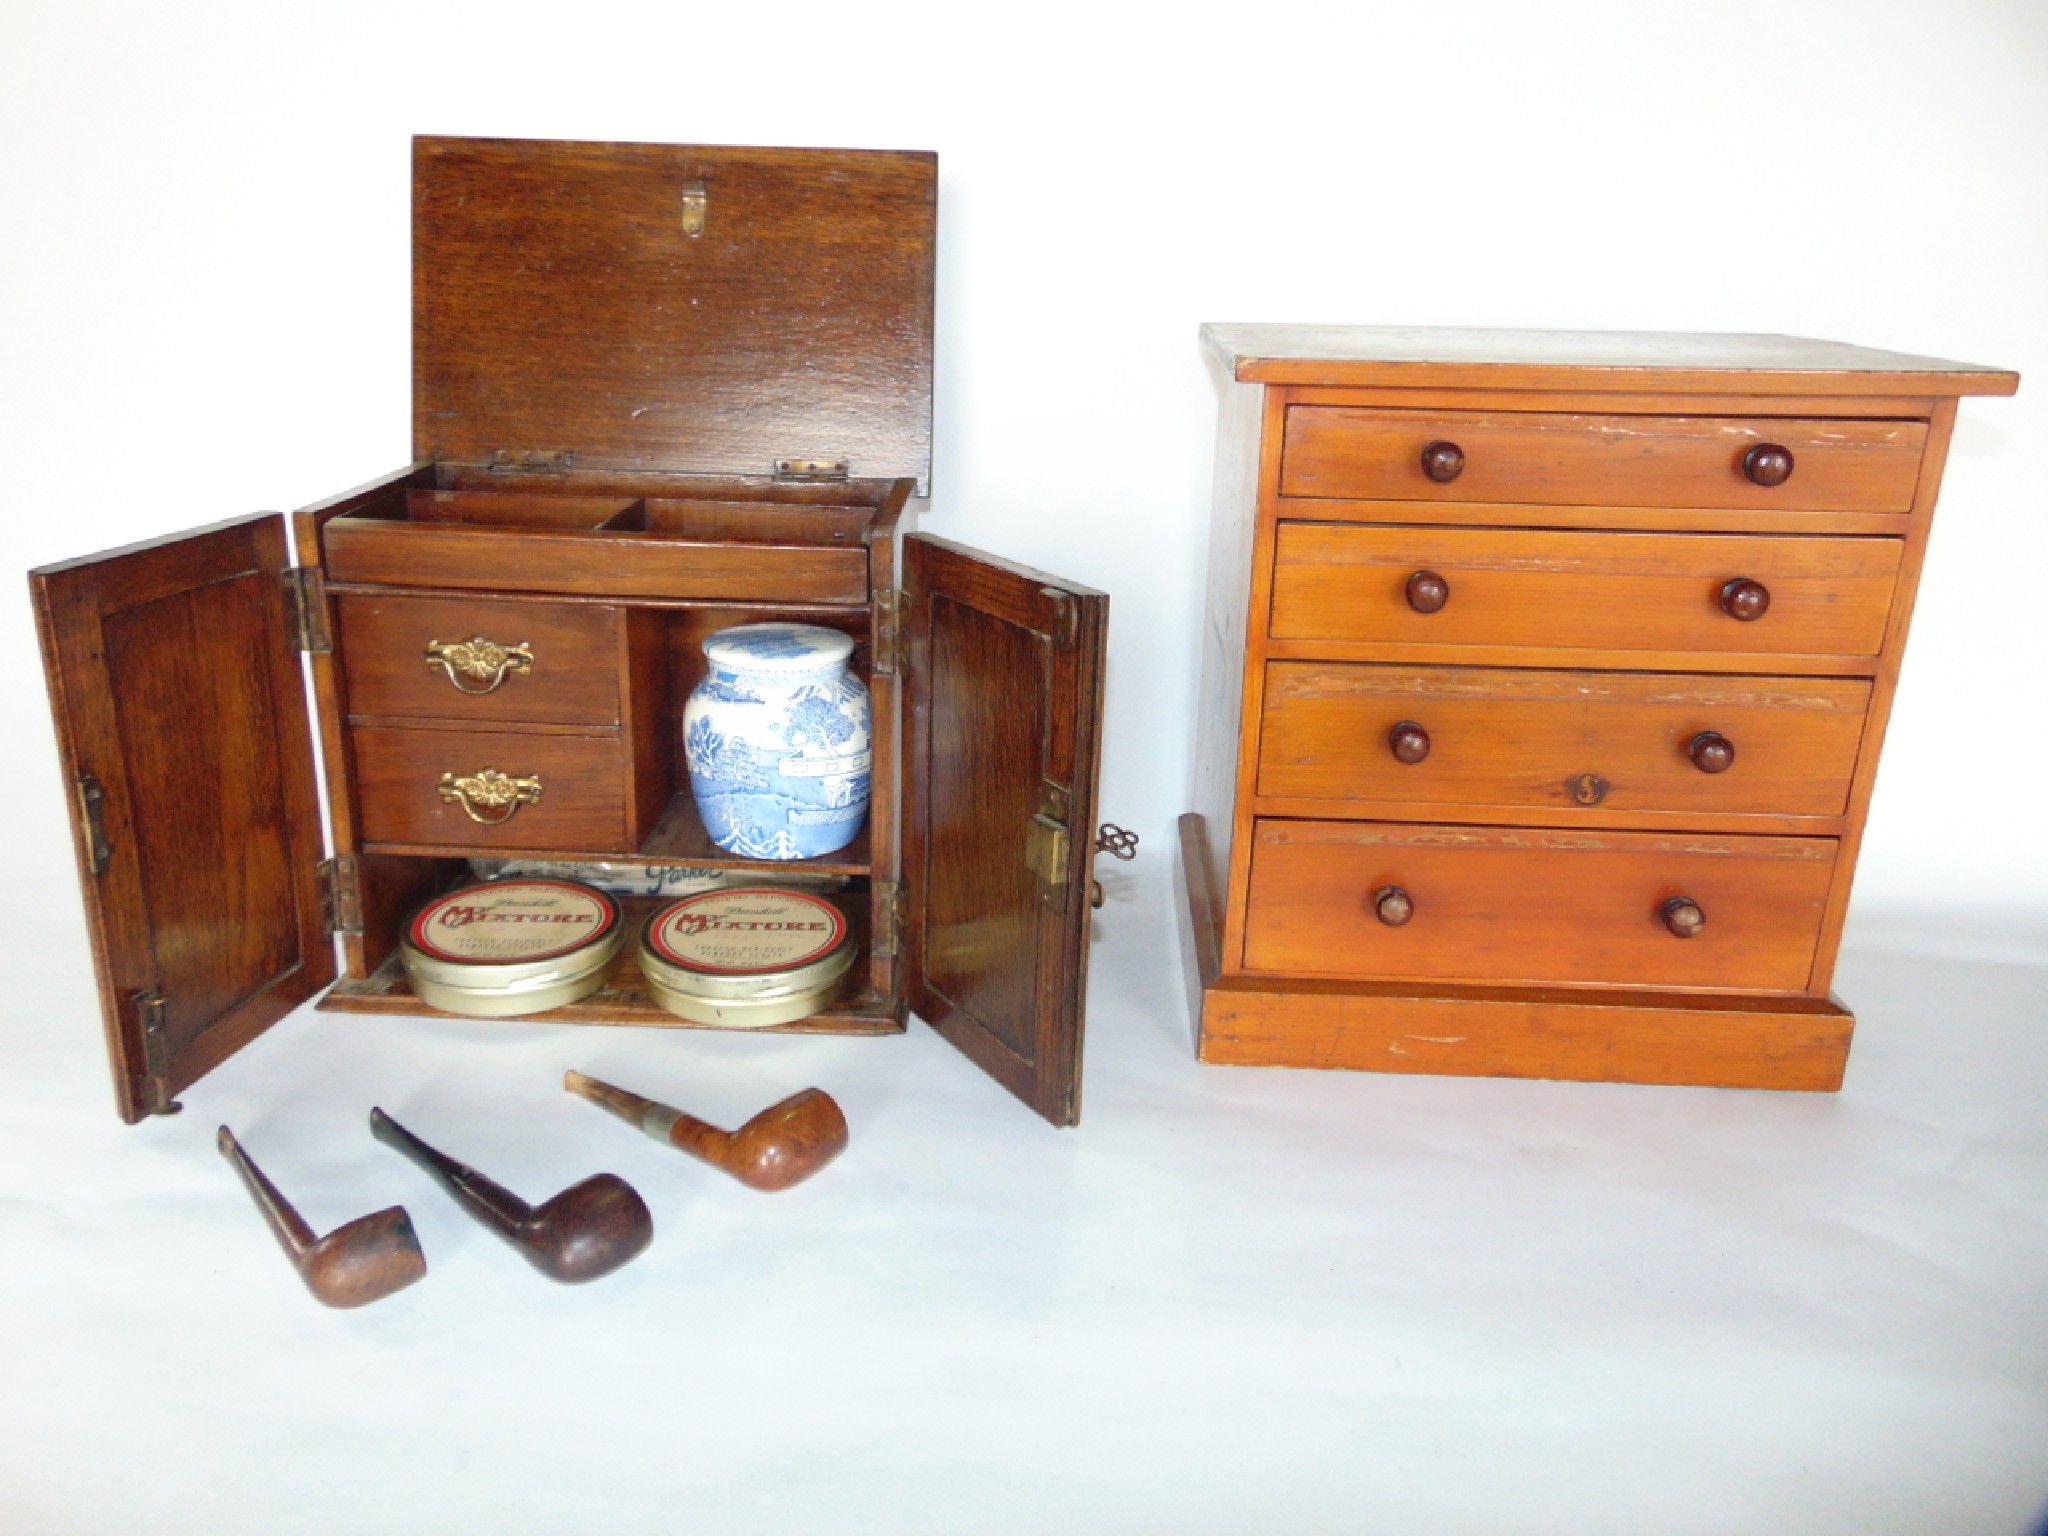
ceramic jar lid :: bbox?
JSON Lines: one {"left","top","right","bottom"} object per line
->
{"left": 638, "top": 887, "right": 854, "bottom": 1026}
{"left": 701, "top": 622, "right": 854, "bottom": 676}
{"left": 401, "top": 878, "right": 625, "bottom": 1017}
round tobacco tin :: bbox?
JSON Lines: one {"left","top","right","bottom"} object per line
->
{"left": 639, "top": 886, "right": 855, "bottom": 1028}
{"left": 401, "top": 878, "right": 625, "bottom": 1018}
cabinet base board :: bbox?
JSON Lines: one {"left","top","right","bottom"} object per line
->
{"left": 1176, "top": 812, "right": 1851, "bottom": 1091}
{"left": 319, "top": 953, "right": 906, "bottom": 1036}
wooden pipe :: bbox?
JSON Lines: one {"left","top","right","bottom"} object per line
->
{"left": 564, "top": 1071, "right": 849, "bottom": 1192}
{"left": 217, "top": 1126, "right": 426, "bottom": 1308}
{"left": 368, "top": 1108, "right": 652, "bottom": 1283}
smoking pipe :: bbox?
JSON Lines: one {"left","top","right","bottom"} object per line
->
{"left": 564, "top": 1071, "right": 848, "bottom": 1192}
{"left": 368, "top": 1107, "right": 652, "bottom": 1283}
{"left": 216, "top": 1126, "right": 426, "bottom": 1308}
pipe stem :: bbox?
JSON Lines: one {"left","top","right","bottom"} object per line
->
{"left": 217, "top": 1125, "right": 317, "bottom": 1261}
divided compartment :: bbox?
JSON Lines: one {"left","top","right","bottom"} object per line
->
{"left": 322, "top": 481, "right": 877, "bottom": 602}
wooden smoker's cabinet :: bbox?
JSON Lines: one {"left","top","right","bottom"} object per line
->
{"left": 33, "top": 137, "right": 1110, "bottom": 1129}
{"left": 1179, "top": 326, "right": 2015, "bottom": 1089}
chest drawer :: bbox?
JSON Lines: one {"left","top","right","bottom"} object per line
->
{"left": 1243, "top": 820, "right": 1837, "bottom": 992}
{"left": 1257, "top": 663, "right": 1871, "bottom": 817}
{"left": 1278, "top": 406, "right": 1925, "bottom": 512}
{"left": 352, "top": 722, "right": 630, "bottom": 851}
{"left": 336, "top": 594, "right": 624, "bottom": 725}
{"left": 1271, "top": 523, "right": 1901, "bottom": 659}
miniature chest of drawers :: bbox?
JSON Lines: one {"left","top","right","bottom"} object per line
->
{"left": 34, "top": 137, "right": 1110, "bottom": 1128}
{"left": 1177, "top": 326, "right": 2015, "bottom": 1089}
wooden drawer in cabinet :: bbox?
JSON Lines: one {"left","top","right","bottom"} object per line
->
{"left": 351, "top": 722, "right": 635, "bottom": 851}
{"left": 1278, "top": 406, "right": 1925, "bottom": 513}
{"left": 335, "top": 593, "right": 625, "bottom": 725}
{"left": 1270, "top": 523, "right": 1901, "bottom": 659}
{"left": 1242, "top": 820, "right": 1838, "bottom": 992}
{"left": 1256, "top": 663, "right": 1872, "bottom": 819}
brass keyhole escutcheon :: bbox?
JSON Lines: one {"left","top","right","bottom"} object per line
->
{"left": 1566, "top": 772, "right": 1611, "bottom": 806}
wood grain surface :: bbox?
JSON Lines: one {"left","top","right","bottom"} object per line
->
{"left": 1256, "top": 662, "right": 1872, "bottom": 817}
{"left": 1280, "top": 406, "right": 1925, "bottom": 512}
{"left": 903, "top": 534, "right": 1107, "bottom": 1125}
{"left": 336, "top": 593, "right": 626, "bottom": 725}
{"left": 32, "top": 515, "right": 334, "bottom": 1120}
{"left": 352, "top": 722, "right": 632, "bottom": 851}
{"left": 1270, "top": 523, "right": 1901, "bottom": 659}
{"left": 1243, "top": 820, "right": 1838, "bottom": 992}
{"left": 412, "top": 137, "right": 937, "bottom": 489}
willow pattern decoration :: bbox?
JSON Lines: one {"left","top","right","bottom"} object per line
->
{"left": 438, "top": 768, "right": 545, "bottom": 825}
{"left": 423, "top": 634, "right": 535, "bottom": 694}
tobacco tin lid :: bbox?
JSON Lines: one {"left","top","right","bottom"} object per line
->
{"left": 403, "top": 878, "right": 625, "bottom": 991}
{"left": 638, "top": 887, "right": 853, "bottom": 1001}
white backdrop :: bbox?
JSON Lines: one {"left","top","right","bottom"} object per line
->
{"left": 3, "top": 3, "right": 2045, "bottom": 1532}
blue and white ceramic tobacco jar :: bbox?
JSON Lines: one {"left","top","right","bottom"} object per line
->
{"left": 682, "top": 622, "right": 872, "bottom": 861}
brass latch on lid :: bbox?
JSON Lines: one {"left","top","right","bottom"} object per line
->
{"left": 134, "top": 989, "right": 182, "bottom": 1117}
{"left": 681, "top": 181, "right": 707, "bottom": 238}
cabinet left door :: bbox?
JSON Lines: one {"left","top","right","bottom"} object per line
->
{"left": 32, "top": 513, "right": 335, "bottom": 1122}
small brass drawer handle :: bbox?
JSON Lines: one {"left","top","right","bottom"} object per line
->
{"left": 1718, "top": 577, "right": 1771, "bottom": 622}
{"left": 424, "top": 635, "right": 535, "bottom": 695}
{"left": 438, "top": 768, "right": 544, "bottom": 826}
{"left": 1688, "top": 731, "right": 1736, "bottom": 774}
{"left": 1374, "top": 885, "right": 1414, "bottom": 927}
{"left": 1420, "top": 440, "right": 1465, "bottom": 483}
{"left": 1661, "top": 896, "right": 1706, "bottom": 939}
{"left": 1742, "top": 443, "right": 1795, "bottom": 487}
{"left": 1389, "top": 721, "right": 1432, "bottom": 764}
{"left": 1406, "top": 570, "right": 1451, "bottom": 614}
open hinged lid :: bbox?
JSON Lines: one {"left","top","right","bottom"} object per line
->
{"left": 413, "top": 136, "right": 938, "bottom": 491}
{"left": 902, "top": 534, "right": 1109, "bottom": 1126}
{"left": 32, "top": 515, "right": 336, "bottom": 1122}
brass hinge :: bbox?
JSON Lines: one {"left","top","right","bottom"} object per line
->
{"left": 872, "top": 878, "right": 907, "bottom": 958}
{"left": 75, "top": 773, "right": 112, "bottom": 876}
{"left": 283, "top": 566, "right": 332, "bottom": 654}
{"left": 1024, "top": 784, "right": 1075, "bottom": 913}
{"left": 487, "top": 449, "right": 578, "bottom": 476}
{"left": 773, "top": 458, "right": 849, "bottom": 484}
{"left": 1040, "top": 588, "right": 1078, "bottom": 651}
{"left": 873, "top": 587, "right": 904, "bottom": 676}
{"left": 134, "top": 989, "right": 183, "bottom": 1117}
{"left": 320, "top": 855, "right": 364, "bottom": 936}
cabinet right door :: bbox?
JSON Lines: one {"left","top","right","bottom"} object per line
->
{"left": 902, "top": 534, "right": 1107, "bottom": 1126}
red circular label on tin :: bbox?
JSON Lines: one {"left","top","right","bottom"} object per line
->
{"left": 409, "top": 880, "right": 620, "bottom": 965}
{"left": 646, "top": 887, "right": 847, "bottom": 975}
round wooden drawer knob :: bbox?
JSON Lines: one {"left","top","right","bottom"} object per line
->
{"left": 1688, "top": 731, "right": 1735, "bottom": 774}
{"left": 1719, "top": 577, "right": 1771, "bottom": 622}
{"left": 1742, "top": 443, "right": 1795, "bottom": 487}
{"left": 1661, "top": 896, "right": 1706, "bottom": 939}
{"left": 1388, "top": 721, "right": 1432, "bottom": 764}
{"left": 1406, "top": 570, "right": 1450, "bottom": 614}
{"left": 1374, "top": 885, "right": 1414, "bottom": 927}
{"left": 1420, "top": 440, "right": 1466, "bottom": 483}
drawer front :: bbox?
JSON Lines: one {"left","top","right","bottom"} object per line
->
{"left": 336, "top": 594, "right": 623, "bottom": 725}
{"left": 1271, "top": 523, "right": 1900, "bottom": 658}
{"left": 352, "top": 723, "right": 629, "bottom": 850}
{"left": 1243, "top": 820, "right": 1837, "bottom": 992}
{"left": 1279, "top": 406, "right": 1926, "bottom": 512}
{"left": 1258, "top": 663, "right": 1871, "bottom": 817}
